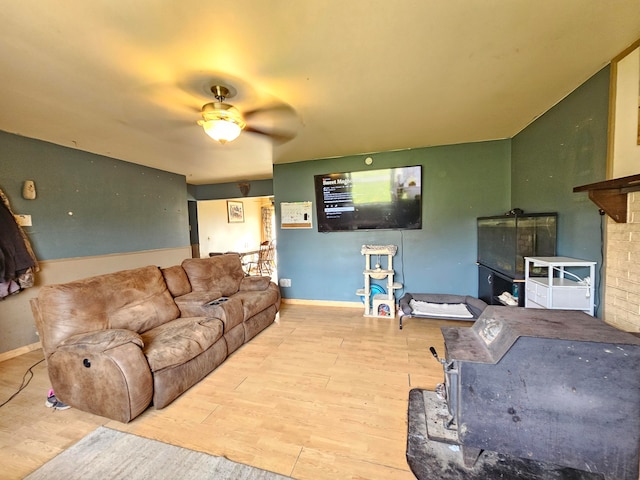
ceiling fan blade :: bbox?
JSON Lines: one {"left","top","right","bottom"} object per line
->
{"left": 243, "top": 102, "right": 296, "bottom": 120}
{"left": 242, "top": 100, "right": 299, "bottom": 143}
{"left": 244, "top": 125, "right": 297, "bottom": 143}
{"left": 120, "top": 79, "right": 204, "bottom": 136}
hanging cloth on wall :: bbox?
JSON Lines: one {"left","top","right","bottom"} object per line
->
{"left": 0, "top": 188, "right": 39, "bottom": 299}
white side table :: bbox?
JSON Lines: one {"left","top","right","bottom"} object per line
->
{"left": 524, "top": 256, "right": 596, "bottom": 315}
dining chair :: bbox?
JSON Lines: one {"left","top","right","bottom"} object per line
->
{"left": 247, "top": 241, "right": 274, "bottom": 275}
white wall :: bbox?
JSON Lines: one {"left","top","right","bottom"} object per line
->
{"left": 612, "top": 46, "right": 640, "bottom": 178}
{"left": 197, "top": 197, "right": 264, "bottom": 257}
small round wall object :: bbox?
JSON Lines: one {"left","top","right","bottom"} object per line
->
{"left": 83, "top": 358, "right": 91, "bottom": 368}
{"left": 22, "top": 180, "right": 36, "bottom": 200}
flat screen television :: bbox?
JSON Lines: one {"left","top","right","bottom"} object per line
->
{"left": 314, "top": 165, "right": 422, "bottom": 232}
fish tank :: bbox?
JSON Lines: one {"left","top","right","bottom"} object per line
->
{"left": 477, "top": 213, "right": 557, "bottom": 279}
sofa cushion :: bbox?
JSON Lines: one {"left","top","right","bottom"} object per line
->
{"left": 141, "top": 317, "right": 224, "bottom": 372}
{"left": 161, "top": 265, "right": 192, "bottom": 297}
{"left": 181, "top": 254, "right": 244, "bottom": 297}
{"left": 58, "top": 329, "right": 144, "bottom": 351}
{"left": 234, "top": 284, "right": 281, "bottom": 320}
{"left": 244, "top": 305, "right": 277, "bottom": 341}
{"left": 36, "top": 265, "right": 180, "bottom": 353}
{"left": 239, "top": 275, "right": 271, "bottom": 291}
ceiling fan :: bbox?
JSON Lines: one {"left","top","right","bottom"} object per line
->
{"left": 197, "top": 84, "right": 297, "bottom": 145}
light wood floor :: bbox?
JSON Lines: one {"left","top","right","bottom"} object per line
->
{"left": 0, "top": 303, "right": 469, "bottom": 479}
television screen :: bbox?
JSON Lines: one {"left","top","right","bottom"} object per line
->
{"left": 314, "top": 165, "right": 422, "bottom": 232}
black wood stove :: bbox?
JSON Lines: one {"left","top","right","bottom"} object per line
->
{"left": 429, "top": 306, "right": 640, "bottom": 480}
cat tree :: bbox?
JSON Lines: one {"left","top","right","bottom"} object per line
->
{"left": 356, "top": 245, "right": 402, "bottom": 317}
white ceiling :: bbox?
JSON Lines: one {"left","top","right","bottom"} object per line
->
{"left": 1, "top": 1, "right": 639, "bottom": 185}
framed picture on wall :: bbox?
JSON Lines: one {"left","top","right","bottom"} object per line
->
{"left": 227, "top": 201, "right": 244, "bottom": 223}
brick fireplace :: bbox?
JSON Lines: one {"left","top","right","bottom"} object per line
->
{"left": 605, "top": 191, "right": 640, "bottom": 332}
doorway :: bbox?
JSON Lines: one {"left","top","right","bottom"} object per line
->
{"left": 195, "top": 197, "right": 276, "bottom": 277}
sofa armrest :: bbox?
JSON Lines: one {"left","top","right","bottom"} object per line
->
{"left": 58, "top": 328, "right": 144, "bottom": 351}
{"left": 49, "top": 328, "right": 152, "bottom": 423}
{"left": 173, "top": 291, "right": 223, "bottom": 317}
{"left": 239, "top": 276, "right": 271, "bottom": 291}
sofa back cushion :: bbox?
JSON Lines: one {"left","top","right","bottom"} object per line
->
{"left": 181, "top": 254, "right": 244, "bottom": 297}
{"left": 35, "top": 265, "right": 180, "bottom": 355}
{"left": 161, "top": 265, "right": 192, "bottom": 297}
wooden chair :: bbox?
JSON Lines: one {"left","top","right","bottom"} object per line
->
{"left": 247, "top": 241, "right": 275, "bottom": 275}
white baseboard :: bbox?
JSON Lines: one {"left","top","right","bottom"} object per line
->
{"left": 281, "top": 298, "right": 363, "bottom": 308}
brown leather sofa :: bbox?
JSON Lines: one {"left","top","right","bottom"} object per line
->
{"left": 30, "top": 254, "right": 280, "bottom": 423}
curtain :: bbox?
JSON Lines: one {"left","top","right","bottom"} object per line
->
{"left": 261, "top": 204, "right": 274, "bottom": 243}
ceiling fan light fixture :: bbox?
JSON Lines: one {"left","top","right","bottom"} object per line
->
{"left": 198, "top": 102, "right": 246, "bottom": 144}
{"left": 200, "top": 118, "right": 242, "bottom": 144}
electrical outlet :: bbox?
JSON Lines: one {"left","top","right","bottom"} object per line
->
{"left": 279, "top": 278, "right": 292, "bottom": 287}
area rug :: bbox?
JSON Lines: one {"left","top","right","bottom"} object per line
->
{"left": 25, "top": 426, "right": 293, "bottom": 480}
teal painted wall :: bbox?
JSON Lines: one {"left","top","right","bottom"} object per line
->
{"left": 511, "top": 66, "right": 610, "bottom": 314}
{"left": 274, "top": 140, "right": 511, "bottom": 301}
{"left": 0, "top": 131, "right": 189, "bottom": 260}
{"left": 0, "top": 65, "right": 610, "bottom": 309}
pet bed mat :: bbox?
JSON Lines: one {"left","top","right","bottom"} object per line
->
{"left": 408, "top": 299, "right": 474, "bottom": 319}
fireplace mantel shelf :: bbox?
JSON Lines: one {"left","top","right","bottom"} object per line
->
{"left": 573, "top": 173, "right": 640, "bottom": 223}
